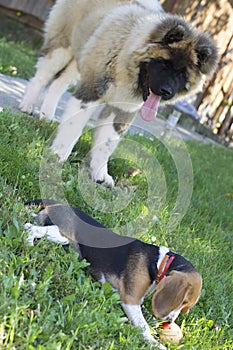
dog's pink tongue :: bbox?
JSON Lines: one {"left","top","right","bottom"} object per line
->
{"left": 140, "top": 92, "right": 161, "bottom": 122}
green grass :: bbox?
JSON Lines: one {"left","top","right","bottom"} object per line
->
{"left": 0, "top": 12, "right": 233, "bottom": 350}
{"left": 0, "top": 12, "right": 42, "bottom": 79}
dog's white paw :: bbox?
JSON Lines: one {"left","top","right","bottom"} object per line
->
{"left": 50, "top": 147, "right": 68, "bottom": 163}
{"left": 24, "top": 223, "right": 35, "bottom": 246}
{"left": 24, "top": 223, "right": 46, "bottom": 246}
{"left": 92, "top": 171, "right": 115, "bottom": 187}
{"left": 20, "top": 80, "right": 42, "bottom": 115}
{"left": 155, "top": 341, "right": 166, "bottom": 350}
{"left": 39, "top": 102, "right": 56, "bottom": 121}
{"left": 50, "top": 141, "right": 72, "bottom": 162}
{"left": 144, "top": 333, "right": 167, "bottom": 349}
{"left": 150, "top": 339, "right": 166, "bottom": 349}
{"left": 19, "top": 98, "right": 34, "bottom": 114}
{"left": 90, "top": 161, "right": 115, "bottom": 187}
{"left": 24, "top": 223, "right": 33, "bottom": 230}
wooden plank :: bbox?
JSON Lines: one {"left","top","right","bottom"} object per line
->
{"left": 0, "top": 0, "right": 54, "bottom": 21}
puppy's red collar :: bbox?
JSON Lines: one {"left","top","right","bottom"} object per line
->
{"left": 156, "top": 254, "right": 175, "bottom": 284}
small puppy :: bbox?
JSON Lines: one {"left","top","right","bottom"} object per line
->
{"left": 25, "top": 199, "right": 202, "bottom": 348}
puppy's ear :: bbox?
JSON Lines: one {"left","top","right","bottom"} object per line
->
{"left": 163, "top": 24, "right": 186, "bottom": 44}
{"left": 196, "top": 45, "right": 218, "bottom": 74}
{"left": 152, "top": 271, "right": 189, "bottom": 319}
{"left": 195, "top": 34, "right": 218, "bottom": 74}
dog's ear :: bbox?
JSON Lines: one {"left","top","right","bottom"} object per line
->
{"left": 163, "top": 24, "right": 186, "bottom": 44}
{"left": 196, "top": 45, "right": 218, "bottom": 74}
{"left": 195, "top": 33, "right": 218, "bottom": 74}
{"left": 152, "top": 271, "right": 189, "bottom": 319}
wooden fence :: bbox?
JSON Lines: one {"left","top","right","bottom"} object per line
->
{"left": 0, "top": 0, "right": 53, "bottom": 31}
{"left": 1, "top": 0, "right": 232, "bottom": 145}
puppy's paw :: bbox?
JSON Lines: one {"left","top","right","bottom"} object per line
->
{"left": 50, "top": 144, "right": 70, "bottom": 163}
{"left": 144, "top": 334, "right": 166, "bottom": 349}
{"left": 93, "top": 172, "right": 115, "bottom": 187}
{"left": 39, "top": 103, "right": 56, "bottom": 121}
{"left": 141, "top": 326, "right": 166, "bottom": 349}
{"left": 24, "top": 223, "right": 35, "bottom": 246}
{"left": 155, "top": 342, "right": 166, "bottom": 350}
{"left": 24, "top": 223, "right": 33, "bottom": 230}
{"left": 19, "top": 98, "right": 34, "bottom": 115}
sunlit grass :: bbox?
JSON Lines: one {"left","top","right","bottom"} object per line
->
{"left": 0, "top": 109, "right": 232, "bottom": 349}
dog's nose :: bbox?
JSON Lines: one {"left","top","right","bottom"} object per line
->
{"left": 159, "top": 85, "right": 174, "bottom": 100}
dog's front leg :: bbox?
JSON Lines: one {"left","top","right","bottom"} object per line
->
{"left": 51, "top": 96, "right": 96, "bottom": 162}
{"left": 90, "top": 111, "right": 121, "bottom": 187}
{"left": 121, "top": 303, "right": 166, "bottom": 349}
{"left": 90, "top": 105, "right": 134, "bottom": 186}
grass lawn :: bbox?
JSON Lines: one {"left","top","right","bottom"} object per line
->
{"left": 0, "top": 12, "right": 232, "bottom": 350}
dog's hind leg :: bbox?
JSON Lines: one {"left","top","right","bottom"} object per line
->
{"left": 51, "top": 96, "right": 97, "bottom": 162}
{"left": 20, "top": 47, "right": 73, "bottom": 115}
{"left": 39, "top": 59, "right": 79, "bottom": 120}
{"left": 24, "top": 223, "right": 69, "bottom": 246}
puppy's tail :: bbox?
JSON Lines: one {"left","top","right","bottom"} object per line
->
{"left": 24, "top": 199, "right": 60, "bottom": 208}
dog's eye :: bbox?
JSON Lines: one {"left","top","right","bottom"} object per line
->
{"left": 154, "top": 58, "right": 169, "bottom": 68}
{"left": 160, "top": 60, "right": 169, "bottom": 68}
{"left": 176, "top": 69, "right": 187, "bottom": 78}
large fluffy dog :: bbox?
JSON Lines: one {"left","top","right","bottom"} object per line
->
{"left": 20, "top": 0, "right": 218, "bottom": 186}
{"left": 24, "top": 199, "right": 202, "bottom": 349}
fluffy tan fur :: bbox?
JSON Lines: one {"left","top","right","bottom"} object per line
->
{"left": 20, "top": 0, "right": 218, "bottom": 185}
{"left": 42, "top": 0, "right": 218, "bottom": 105}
